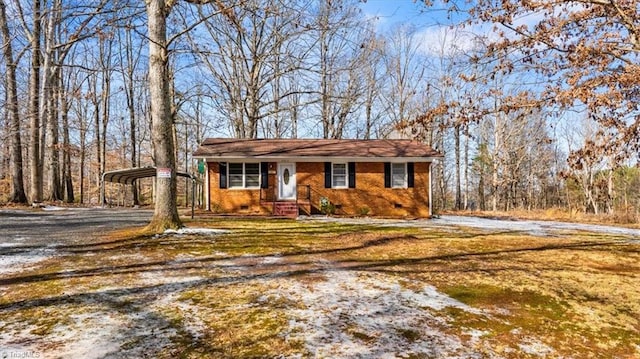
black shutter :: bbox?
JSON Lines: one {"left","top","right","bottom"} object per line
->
{"left": 348, "top": 162, "right": 356, "bottom": 188}
{"left": 219, "top": 162, "right": 227, "bottom": 189}
{"left": 384, "top": 162, "right": 391, "bottom": 188}
{"left": 407, "top": 162, "right": 415, "bottom": 188}
{"left": 260, "top": 162, "right": 269, "bottom": 189}
{"left": 324, "top": 162, "right": 332, "bottom": 188}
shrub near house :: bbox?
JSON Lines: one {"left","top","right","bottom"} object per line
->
{"left": 193, "top": 138, "right": 441, "bottom": 217}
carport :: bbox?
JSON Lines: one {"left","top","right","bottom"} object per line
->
{"left": 101, "top": 166, "right": 201, "bottom": 218}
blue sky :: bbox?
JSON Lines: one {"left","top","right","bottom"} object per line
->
{"left": 358, "top": 0, "right": 434, "bottom": 27}
{"left": 358, "top": 0, "right": 463, "bottom": 29}
{"left": 360, "top": 0, "right": 450, "bottom": 31}
{"left": 357, "top": 0, "right": 479, "bottom": 57}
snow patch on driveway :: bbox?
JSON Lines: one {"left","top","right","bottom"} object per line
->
{"left": 433, "top": 215, "right": 640, "bottom": 237}
{"left": 301, "top": 215, "right": 640, "bottom": 237}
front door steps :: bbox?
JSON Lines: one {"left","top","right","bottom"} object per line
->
{"left": 273, "top": 201, "right": 299, "bottom": 217}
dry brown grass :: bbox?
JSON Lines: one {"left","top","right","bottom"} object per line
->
{"left": 1, "top": 217, "right": 638, "bottom": 358}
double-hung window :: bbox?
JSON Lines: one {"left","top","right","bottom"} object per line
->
{"left": 332, "top": 163, "right": 347, "bottom": 188}
{"left": 325, "top": 162, "right": 355, "bottom": 189}
{"left": 391, "top": 163, "right": 407, "bottom": 188}
{"left": 228, "top": 163, "right": 260, "bottom": 188}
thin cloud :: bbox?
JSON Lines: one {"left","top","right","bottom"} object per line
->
{"left": 414, "top": 24, "right": 484, "bottom": 57}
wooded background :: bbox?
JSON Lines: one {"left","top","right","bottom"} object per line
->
{"left": 1, "top": 0, "right": 639, "bottom": 221}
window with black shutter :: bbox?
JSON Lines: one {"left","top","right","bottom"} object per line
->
{"left": 384, "top": 162, "right": 391, "bottom": 188}
{"left": 260, "top": 162, "right": 269, "bottom": 189}
{"left": 324, "top": 162, "right": 332, "bottom": 188}
{"left": 407, "top": 162, "right": 415, "bottom": 188}
{"left": 219, "top": 162, "right": 227, "bottom": 189}
{"left": 348, "top": 162, "right": 356, "bottom": 188}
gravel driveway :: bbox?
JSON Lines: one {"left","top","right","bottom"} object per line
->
{"left": 0, "top": 207, "right": 152, "bottom": 247}
{"left": 0, "top": 208, "right": 152, "bottom": 275}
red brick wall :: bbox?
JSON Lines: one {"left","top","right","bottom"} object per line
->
{"left": 207, "top": 161, "right": 431, "bottom": 217}
{"left": 207, "top": 162, "right": 273, "bottom": 214}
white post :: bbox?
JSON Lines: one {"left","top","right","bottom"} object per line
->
{"left": 205, "top": 161, "right": 210, "bottom": 211}
{"left": 428, "top": 161, "right": 433, "bottom": 217}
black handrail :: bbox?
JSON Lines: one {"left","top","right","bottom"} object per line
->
{"left": 302, "top": 184, "right": 343, "bottom": 215}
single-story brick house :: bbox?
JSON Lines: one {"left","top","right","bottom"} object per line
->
{"left": 192, "top": 138, "right": 441, "bottom": 217}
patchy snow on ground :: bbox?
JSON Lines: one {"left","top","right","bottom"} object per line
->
{"left": 260, "top": 254, "right": 283, "bottom": 265}
{"left": 301, "top": 215, "right": 640, "bottom": 237}
{"left": 518, "top": 338, "right": 555, "bottom": 356}
{"left": 433, "top": 215, "right": 640, "bottom": 237}
{"left": 52, "top": 311, "right": 128, "bottom": 359}
{"left": 41, "top": 205, "right": 67, "bottom": 211}
{"left": 267, "top": 268, "right": 499, "bottom": 359}
{"left": 0, "top": 248, "right": 56, "bottom": 275}
{"left": 162, "top": 227, "right": 230, "bottom": 236}
{"left": 6, "top": 212, "right": 637, "bottom": 357}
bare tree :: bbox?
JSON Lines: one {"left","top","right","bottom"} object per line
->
{"left": 360, "top": 30, "right": 385, "bottom": 139}
{"left": 314, "top": 0, "right": 369, "bottom": 139}
{"left": 381, "top": 24, "right": 426, "bottom": 135}
{"left": 425, "top": 0, "right": 640, "bottom": 165}
{"left": 187, "top": 0, "right": 311, "bottom": 139}
{"left": 0, "top": 0, "right": 27, "bottom": 203}
{"left": 117, "top": 20, "right": 145, "bottom": 206}
{"left": 25, "top": 0, "right": 43, "bottom": 203}
{"left": 145, "top": 0, "right": 181, "bottom": 230}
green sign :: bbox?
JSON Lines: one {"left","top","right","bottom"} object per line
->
{"left": 197, "top": 160, "right": 205, "bottom": 174}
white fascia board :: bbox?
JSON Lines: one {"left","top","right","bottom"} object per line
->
{"left": 194, "top": 156, "right": 438, "bottom": 163}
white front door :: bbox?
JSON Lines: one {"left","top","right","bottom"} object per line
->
{"left": 278, "top": 163, "right": 297, "bottom": 200}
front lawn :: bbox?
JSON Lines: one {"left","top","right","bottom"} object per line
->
{"left": 1, "top": 217, "right": 638, "bottom": 358}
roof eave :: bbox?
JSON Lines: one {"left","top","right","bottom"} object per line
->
{"left": 192, "top": 155, "right": 440, "bottom": 163}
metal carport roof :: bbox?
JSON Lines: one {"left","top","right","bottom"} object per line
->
{"left": 102, "top": 166, "right": 195, "bottom": 185}
{"left": 101, "top": 166, "right": 201, "bottom": 218}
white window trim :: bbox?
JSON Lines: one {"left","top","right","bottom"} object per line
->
{"left": 228, "top": 162, "right": 261, "bottom": 189}
{"left": 332, "top": 162, "right": 348, "bottom": 189}
{"left": 391, "top": 162, "right": 407, "bottom": 188}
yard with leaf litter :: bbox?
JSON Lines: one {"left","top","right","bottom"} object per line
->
{"left": 1, "top": 209, "right": 639, "bottom": 358}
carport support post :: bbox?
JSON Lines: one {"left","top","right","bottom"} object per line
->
{"left": 191, "top": 177, "right": 195, "bottom": 219}
{"left": 100, "top": 172, "right": 106, "bottom": 207}
{"left": 428, "top": 162, "right": 433, "bottom": 217}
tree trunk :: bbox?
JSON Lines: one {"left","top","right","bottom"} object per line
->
{"left": 79, "top": 111, "right": 86, "bottom": 204}
{"left": 61, "top": 70, "right": 74, "bottom": 203}
{"left": 463, "top": 126, "right": 469, "bottom": 210}
{"left": 29, "top": 0, "right": 42, "bottom": 203}
{"left": 47, "top": 76, "right": 62, "bottom": 201}
{"left": 42, "top": 1, "right": 63, "bottom": 202}
{"left": 100, "top": 36, "right": 112, "bottom": 182}
{"left": 454, "top": 123, "right": 461, "bottom": 210}
{"left": 123, "top": 26, "right": 139, "bottom": 206}
{"left": 606, "top": 168, "right": 614, "bottom": 215}
{"left": 129, "top": 99, "right": 139, "bottom": 206}
{"left": 492, "top": 116, "right": 500, "bottom": 212}
{"left": 319, "top": 1, "right": 330, "bottom": 139}
{"left": 91, "top": 75, "right": 101, "bottom": 202}
{"left": 0, "top": 0, "right": 27, "bottom": 203}
{"left": 146, "top": 0, "right": 181, "bottom": 231}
